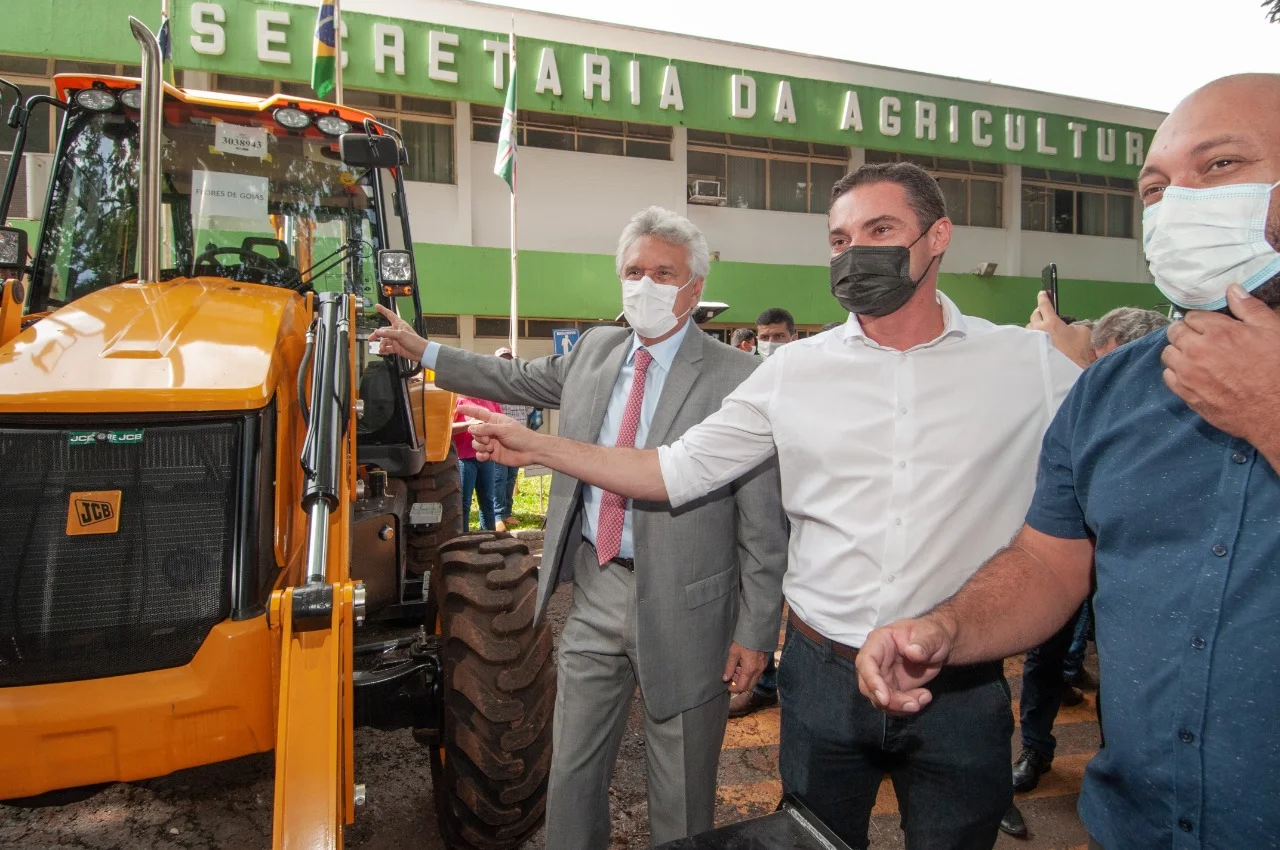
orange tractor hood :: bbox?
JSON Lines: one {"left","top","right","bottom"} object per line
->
{"left": 0, "top": 278, "right": 309, "bottom": 414}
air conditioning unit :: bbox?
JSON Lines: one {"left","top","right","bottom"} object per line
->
{"left": 688, "top": 179, "right": 726, "bottom": 206}
{"left": 0, "top": 152, "right": 53, "bottom": 219}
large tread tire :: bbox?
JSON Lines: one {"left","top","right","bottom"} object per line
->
{"left": 406, "top": 447, "right": 464, "bottom": 579}
{"left": 431, "top": 533, "right": 555, "bottom": 850}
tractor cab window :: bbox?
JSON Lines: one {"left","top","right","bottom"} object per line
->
{"left": 30, "top": 99, "right": 381, "bottom": 310}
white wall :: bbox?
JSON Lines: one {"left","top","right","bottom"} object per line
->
{"left": 470, "top": 141, "right": 686, "bottom": 254}
{"left": 939, "top": 226, "right": 1009, "bottom": 277}
{"left": 1020, "top": 231, "right": 1150, "bottom": 283}
{"left": 403, "top": 181, "right": 468, "bottom": 246}
{"left": 688, "top": 205, "right": 828, "bottom": 266}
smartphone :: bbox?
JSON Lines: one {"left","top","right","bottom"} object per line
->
{"left": 1041, "top": 263, "right": 1059, "bottom": 313}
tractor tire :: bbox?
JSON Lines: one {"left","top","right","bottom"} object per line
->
{"left": 406, "top": 447, "right": 464, "bottom": 579}
{"left": 430, "top": 533, "right": 555, "bottom": 850}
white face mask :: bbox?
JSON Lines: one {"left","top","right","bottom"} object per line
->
{"left": 1143, "top": 180, "right": 1280, "bottom": 310}
{"left": 757, "top": 340, "right": 784, "bottom": 359}
{"left": 620, "top": 275, "right": 694, "bottom": 339}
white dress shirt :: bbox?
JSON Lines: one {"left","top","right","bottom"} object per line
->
{"left": 581, "top": 319, "right": 691, "bottom": 558}
{"left": 657, "top": 294, "right": 1080, "bottom": 646}
{"left": 424, "top": 321, "right": 692, "bottom": 559}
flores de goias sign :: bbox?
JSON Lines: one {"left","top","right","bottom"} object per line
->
{"left": 6, "top": 0, "right": 1156, "bottom": 177}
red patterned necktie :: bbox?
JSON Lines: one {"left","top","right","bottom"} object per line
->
{"left": 595, "top": 348, "right": 653, "bottom": 565}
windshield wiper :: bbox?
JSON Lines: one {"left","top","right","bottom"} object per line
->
{"left": 298, "top": 238, "right": 373, "bottom": 291}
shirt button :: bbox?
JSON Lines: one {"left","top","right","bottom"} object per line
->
{"left": 1179, "top": 729, "right": 1195, "bottom": 744}
{"left": 1232, "top": 452, "right": 1248, "bottom": 464}
{"left": 1178, "top": 818, "right": 1193, "bottom": 833}
{"left": 1191, "top": 636, "right": 1206, "bottom": 650}
{"left": 886, "top": 575, "right": 895, "bottom": 583}
{"left": 894, "top": 517, "right": 903, "bottom": 526}
{"left": 1212, "top": 544, "right": 1227, "bottom": 557}
{"left": 897, "top": 461, "right": 906, "bottom": 469}
{"left": 899, "top": 406, "right": 908, "bottom": 414}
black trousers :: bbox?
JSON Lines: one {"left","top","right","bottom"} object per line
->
{"left": 777, "top": 622, "right": 1013, "bottom": 850}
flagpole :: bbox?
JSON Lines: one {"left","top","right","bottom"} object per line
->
{"left": 508, "top": 23, "right": 518, "bottom": 357}
{"left": 333, "top": 0, "right": 343, "bottom": 105}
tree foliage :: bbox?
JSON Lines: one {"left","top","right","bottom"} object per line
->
{"left": 1266, "top": 0, "right": 1280, "bottom": 23}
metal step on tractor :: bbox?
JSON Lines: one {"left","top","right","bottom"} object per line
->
{"left": 0, "top": 17, "right": 553, "bottom": 850}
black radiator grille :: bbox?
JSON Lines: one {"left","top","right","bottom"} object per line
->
{"left": 0, "top": 421, "right": 239, "bottom": 686}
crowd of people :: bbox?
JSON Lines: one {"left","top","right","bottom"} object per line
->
{"left": 369, "top": 72, "right": 1280, "bottom": 850}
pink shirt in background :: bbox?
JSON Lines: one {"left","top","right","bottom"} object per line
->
{"left": 453, "top": 396, "right": 503, "bottom": 460}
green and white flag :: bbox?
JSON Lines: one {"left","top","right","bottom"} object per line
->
{"left": 493, "top": 36, "right": 516, "bottom": 190}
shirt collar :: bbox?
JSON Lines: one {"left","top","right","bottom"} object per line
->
{"left": 628, "top": 317, "right": 691, "bottom": 373}
{"left": 838, "top": 291, "right": 969, "bottom": 350}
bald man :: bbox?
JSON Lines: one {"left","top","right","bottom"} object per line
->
{"left": 856, "top": 74, "right": 1280, "bottom": 850}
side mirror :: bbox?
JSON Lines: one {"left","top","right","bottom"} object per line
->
{"left": 339, "top": 133, "right": 400, "bottom": 169}
{"left": 0, "top": 226, "right": 27, "bottom": 276}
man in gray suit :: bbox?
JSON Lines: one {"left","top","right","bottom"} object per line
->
{"left": 371, "top": 206, "right": 788, "bottom": 848}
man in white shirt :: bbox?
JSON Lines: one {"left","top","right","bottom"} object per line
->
{"left": 461, "top": 163, "right": 1080, "bottom": 850}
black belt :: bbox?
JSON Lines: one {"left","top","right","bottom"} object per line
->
{"left": 585, "top": 540, "right": 634, "bottom": 571}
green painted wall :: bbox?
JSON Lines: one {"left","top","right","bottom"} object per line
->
{"left": 0, "top": 0, "right": 1155, "bottom": 178}
{"left": 412, "top": 243, "right": 1163, "bottom": 326}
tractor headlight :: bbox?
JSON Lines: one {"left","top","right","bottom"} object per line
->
{"left": 119, "top": 88, "right": 143, "bottom": 110}
{"left": 377, "top": 250, "right": 412, "bottom": 284}
{"left": 273, "top": 107, "right": 312, "bottom": 131}
{"left": 315, "top": 115, "right": 352, "bottom": 136}
{"left": 75, "top": 89, "right": 119, "bottom": 112}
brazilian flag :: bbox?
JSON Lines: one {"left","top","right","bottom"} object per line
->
{"left": 311, "top": 0, "right": 336, "bottom": 100}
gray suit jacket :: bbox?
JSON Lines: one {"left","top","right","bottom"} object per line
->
{"left": 435, "top": 325, "right": 788, "bottom": 718}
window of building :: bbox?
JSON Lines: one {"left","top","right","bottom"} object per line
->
{"left": 863, "top": 150, "right": 1004, "bottom": 228}
{"left": 471, "top": 105, "right": 673, "bottom": 161}
{"left": 424, "top": 316, "right": 459, "bottom": 337}
{"left": 213, "top": 77, "right": 456, "bottom": 185}
{"left": 475, "top": 317, "right": 624, "bottom": 339}
{"left": 686, "top": 131, "right": 848, "bottom": 214}
{"left": 1020, "top": 168, "right": 1135, "bottom": 238}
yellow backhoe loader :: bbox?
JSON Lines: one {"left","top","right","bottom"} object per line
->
{"left": 0, "top": 18, "right": 553, "bottom": 850}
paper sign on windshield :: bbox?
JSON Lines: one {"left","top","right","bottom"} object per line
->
{"left": 214, "top": 121, "right": 268, "bottom": 159}
{"left": 191, "top": 170, "right": 269, "bottom": 226}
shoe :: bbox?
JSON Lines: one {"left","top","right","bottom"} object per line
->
{"left": 999, "top": 804, "right": 1028, "bottom": 838}
{"left": 1012, "top": 750, "right": 1052, "bottom": 793}
{"left": 1060, "top": 683, "right": 1084, "bottom": 707}
{"left": 503, "top": 516, "right": 519, "bottom": 528}
{"left": 1064, "top": 668, "right": 1097, "bottom": 690}
{"left": 494, "top": 520, "right": 507, "bottom": 533}
{"left": 728, "top": 689, "right": 778, "bottom": 718}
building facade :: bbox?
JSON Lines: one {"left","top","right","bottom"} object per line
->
{"left": 1, "top": 0, "right": 1169, "bottom": 359}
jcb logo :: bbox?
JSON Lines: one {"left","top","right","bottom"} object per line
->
{"left": 66, "top": 490, "right": 122, "bottom": 536}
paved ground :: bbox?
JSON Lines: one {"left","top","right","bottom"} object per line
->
{"left": 0, "top": 549, "right": 1100, "bottom": 850}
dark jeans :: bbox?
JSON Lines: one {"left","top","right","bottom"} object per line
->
{"left": 777, "top": 622, "right": 1012, "bottom": 850}
{"left": 1019, "top": 606, "right": 1084, "bottom": 759}
{"left": 1063, "top": 601, "right": 1092, "bottom": 679}
{"left": 493, "top": 464, "right": 519, "bottom": 519}
{"left": 458, "top": 457, "right": 497, "bottom": 532}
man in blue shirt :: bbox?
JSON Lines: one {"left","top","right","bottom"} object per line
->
{"left": 856, "top": 73, "right": 1280, "bottom": 849}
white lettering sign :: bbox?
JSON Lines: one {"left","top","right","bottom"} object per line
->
{"left": 972, "top": 110, "right": 993, "bottom": 148}
{"left": 256, "top": 10, "right": 291, "bottom": 64}
{"left": 482, "top": 39, "right": 510, "bottom": 90}
{"left": 428, "top": 30, "right": 458, "bottom": 83}
{"left": 1004, "top": 114, "right": 1025, "bottom": 151}
{"left": 659, "top": 66, "right": 683, "bottom": 111}
{"left": 192, "top": 170, "right": 269, "bottom": 226}
{"left": 879, "top": 96, "right": 901, "bottom": 137}
{"left": 1068, "top": 122, "right": 1087, "bottom": 159}
{"left": 1097, "top": 127, "right": 1116, "bottom": 162}
{"left": 915, "top": 100, "right": 936, "bottom": 141}
{"left": 214, "top": 121, "right": 268, "bottom": 159}
{"left": 189, "top": 2, "right": 226, "bottom": 56}
{"left": 629, "top": 60, "right": 641, "bottom": 106}
{"left": 840, "top": 90, "right": 863, "bottom": 133}
{"left": 535, "top": 47, "right": 562, "bottom": 96}
{"left": 774, "top": 81, "right": 796, "bottom": 124}
{"left": 1036, "top": 117, "right": 1057, "bottom": 155}
{"left": 948, "top": 105, "right": 960, "bottom": 144}
{"left": 1125, "top": 131, "right": 1145, "bottom": 167}
{"left": 583, "top": 54, "right": 610, "bottom": 102}
{"left": 374, "top": 24, "right": 404, "bottom": 76}
{"left": 731, "top": 75, "right": 756, "bottom": 119}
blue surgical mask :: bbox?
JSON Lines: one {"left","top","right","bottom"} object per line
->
{"left": 1143, "top": 180, "right": 1280, "bottom": 310}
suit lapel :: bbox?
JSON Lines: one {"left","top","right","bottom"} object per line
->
{"left": 583, "top": 332, "right": 632, "bottom": 443}
{"left": 643, "top": 323, "right": 705, "bottom": 448}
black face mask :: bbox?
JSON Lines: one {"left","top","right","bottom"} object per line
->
{"left": 829, "top": 226, "right": 939, "bottom": 317}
